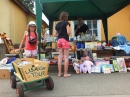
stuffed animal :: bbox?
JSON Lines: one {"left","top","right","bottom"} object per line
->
{"left": 83, "top": 56, "right": 94, "bottom": 73}
{"left": 0, "top": 33, "right": 6, "bottom": 39}
{"left": 10, "top": 49, "right": 20, "bottom": 54}
{"left": 72, "top": 59, "right": 80, "bottom": 74}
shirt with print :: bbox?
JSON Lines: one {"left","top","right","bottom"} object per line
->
{"left": 25, "top": 32, "right": 37, "bottom": 50}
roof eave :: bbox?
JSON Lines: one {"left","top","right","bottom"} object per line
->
{"left": 10, "top": 0, "right": 48, "bottom": 27}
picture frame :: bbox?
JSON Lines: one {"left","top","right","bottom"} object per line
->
{"left": 116, "top": 58, "right": 127, "bottom": 73}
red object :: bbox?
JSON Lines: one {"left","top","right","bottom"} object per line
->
{"left": 57, "top": 38, "right": 70, "bottom": 49}
{"left": 106, "top": 44, "right": 111, "bottom": 46}
{"left": 125, "top": 62, "right": 130, "bottom": 67}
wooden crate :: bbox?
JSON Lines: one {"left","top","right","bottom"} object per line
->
{"left": 92, "top": 49, "right": 114, "bottom": 57}
{"left": 12, "top": 58, "right": 49, "bottom": 82}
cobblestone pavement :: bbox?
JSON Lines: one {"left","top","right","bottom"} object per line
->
{"left": 1, "top": 73, "right": 130, "bottom": 97}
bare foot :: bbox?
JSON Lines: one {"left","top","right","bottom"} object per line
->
{"left": 64, "top": 74, "right": 71, "bottom": 78}
{"left": 58, "top": 73, "right": 63, "bottom": 77}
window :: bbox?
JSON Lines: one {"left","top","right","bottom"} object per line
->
{"left": 73, "top": 20, "right": 101, "bottom": 40}
{"left": 85, "top": 20, "right": 97, "bottom": 36}
{"left": 84, "top": 20, "right": 101, "bottom": 40}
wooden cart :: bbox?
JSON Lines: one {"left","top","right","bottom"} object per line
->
{"left": 10, "top": 58, "right": 54, "bottom": 97}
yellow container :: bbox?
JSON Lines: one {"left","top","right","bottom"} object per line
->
{"left": 12, "top": 58, "right": 49, "bottom": 82}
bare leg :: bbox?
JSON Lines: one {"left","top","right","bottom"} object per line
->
{"left": 64, "top": 48, "right": 71, "bottom": 77}
{"left": 76, "top": 70, "right": 79, "bottom": 74}
{"left": 58, "top": 48, "right": 63, "bottom": 77}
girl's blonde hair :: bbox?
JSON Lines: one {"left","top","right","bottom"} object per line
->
{"left": 59, "top": 11, "right": 68, "bottom": 21}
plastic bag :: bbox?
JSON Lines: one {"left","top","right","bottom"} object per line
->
{"left": 0, "top": 37, "right": 4, "bottom": 44}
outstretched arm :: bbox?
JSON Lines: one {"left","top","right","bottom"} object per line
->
{"left": 19, "top": 31, "right": 26, "bottom": 50}
{"left": 36, "top": 32, "right": 39, "bottom": 45}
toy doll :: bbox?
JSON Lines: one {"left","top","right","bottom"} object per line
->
{"left": 79, "top": 60, "right": 85, "bottom": 74}
{"left": 83, "top": 56, "right": 94, "bottom": 73}
{"left": 72, "top": 59, "right": 80, "bottom": 74}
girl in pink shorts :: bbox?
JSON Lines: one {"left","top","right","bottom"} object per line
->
{"left": 54, "top": 11, "right": 71, "bottom": 78}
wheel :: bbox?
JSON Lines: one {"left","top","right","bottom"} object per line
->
{"left": 16, "top": 84, "right": 24, "bottom": 97}
{"left": 45, "top": 76, "right": 54, "bottom": 90}
{"left": 10, "top": 76, "right": 16, "bottom": 89}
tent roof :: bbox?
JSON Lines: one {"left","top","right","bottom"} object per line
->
{"left": 41, "top": 0, "right": 130, "bottom": 21}
{"left": 35, "top": 0, "right": 130, "bottom": 59}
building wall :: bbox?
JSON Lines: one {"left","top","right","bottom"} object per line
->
{"left": 0, "top": 0, "right": 49, "bottom": 56}
{"left": 101, "top": 4, "right": 130, "bottom": 41}
{"left": 9, "top": 1, "right": 48, "bottom": 44}
{"left": 27, "top": 15, "right": 35, "bottom": 23}
{"left": 0, "top": 0, "right": 10, "bottom": 37}
{"left": 10, "top": 1, "right": 27, "bottom": 44}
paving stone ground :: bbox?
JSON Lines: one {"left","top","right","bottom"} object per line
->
{"left": 0, "top": 73, "right": 130, "bottom": 97}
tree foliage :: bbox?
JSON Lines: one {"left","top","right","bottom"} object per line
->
{"left": 20, "top": 0, "right": 34, "bottom": 12}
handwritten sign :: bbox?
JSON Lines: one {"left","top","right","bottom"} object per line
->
{"left": 25, "top": 65, "right": 46, "bottom": 77}
{"left": 21, "top": 62, "right": 49, "bottom": 81}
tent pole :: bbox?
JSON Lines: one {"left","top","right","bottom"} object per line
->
{"left": 49, "top": 20, "right": 53, "bottom": 35}
{"left": 102, "top": 17, "right": 108, "bottom": 44}
{"left": 35, "top": 0, "right": 42, "bottom": 60}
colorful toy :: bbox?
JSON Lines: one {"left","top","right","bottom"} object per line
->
{"left": 72, "top": 59, "right": 80, "bottom": 74}
{"left": 79, "top": 60, "right": 85, "bottom": 74}
{"left": 83, "top": 56, "right": 94, "bottom": 73}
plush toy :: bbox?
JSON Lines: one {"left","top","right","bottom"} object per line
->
{"left": 83, "top": 56, "right": 94, "bottom": 73}
{"left": 10, "top": 49, "right": 20, "bottom": 54}
{"left": 72, "top": 59, "right": 80, "bottom": 74}
{"left": 79, "top": 60, "right": 85, "bottom": 74}
{"left": 0, "top": 33, "right": 6, "bottom": 39}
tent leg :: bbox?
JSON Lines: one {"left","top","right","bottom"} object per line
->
{"left": 48, "top": 20, "right": 53, "bottom": 48}
{"left": 102, "top": 18, "right": 108, "bottom": 44}
{"left": 35, "top": 0, "right": 42, "bottom": 60}
{"left": 49, "top": 20, "right": 53, "bottom": 35}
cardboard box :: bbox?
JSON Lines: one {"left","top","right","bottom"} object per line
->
{"left": 0, "top": 69, "right": 11, "bottom": 79}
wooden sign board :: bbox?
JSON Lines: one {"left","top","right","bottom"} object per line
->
{"left": 13, "top": 58, "right": 49, "bottom": 81}
{"left": 21, "top": 62, "right": 49, "bottom": 81}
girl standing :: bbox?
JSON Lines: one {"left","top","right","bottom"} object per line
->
{"left": 54, "top": 11, "right": 71, "bottom": 78}
{"left": 19, "top": 21, "right": 39, "bottom": 58}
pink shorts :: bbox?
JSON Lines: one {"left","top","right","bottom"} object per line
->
{"left": 57, "top": 38, "right": 70, "bottom": 49}
{"left": 25, "top": 49, "right": 37, "bottom": 57}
